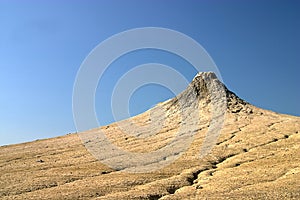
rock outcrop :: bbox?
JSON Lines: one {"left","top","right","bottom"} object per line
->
{"left": 0, "top": 72, "right": 299, "bottom": 199}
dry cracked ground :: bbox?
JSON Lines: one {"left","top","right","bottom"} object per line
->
{"left": 1, "top": 72, "right": 299, "bottom": 199}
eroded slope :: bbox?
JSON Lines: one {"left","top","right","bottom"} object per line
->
{"left": 1, "top": 72, "right": 299, "bottom": 199}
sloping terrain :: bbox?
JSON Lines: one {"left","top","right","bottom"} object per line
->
{"left": 0, "top": 72, "right": 299, "bottom": 199}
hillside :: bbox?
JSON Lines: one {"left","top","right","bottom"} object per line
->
{"left": 1, "top": 72, "right": 299, "bottom": 199}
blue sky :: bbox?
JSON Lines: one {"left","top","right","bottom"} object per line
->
{"left": 0, "top": 0, "right": 299, "bottom": 146}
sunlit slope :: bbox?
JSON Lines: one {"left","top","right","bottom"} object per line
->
{"left": 1, "top": 72, "right": 299, "bottom": 199}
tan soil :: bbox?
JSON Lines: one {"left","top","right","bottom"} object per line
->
{"left": 1, "top": 72, "right": 299, "bottom": 199}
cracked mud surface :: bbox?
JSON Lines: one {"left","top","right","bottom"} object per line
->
{"left": 1, "top": 72, "right": 299, "bottom": 199}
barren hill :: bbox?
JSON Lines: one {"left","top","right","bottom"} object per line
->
{"left": 1, "top": 72, "right": 299, "bottom": 199}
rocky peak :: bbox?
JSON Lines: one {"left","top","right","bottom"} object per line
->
{"left": 191, "top": 71, "right": 221, "bottom": 97}
{"left": 181, "top": 72, "right": 252, "bottom": 114}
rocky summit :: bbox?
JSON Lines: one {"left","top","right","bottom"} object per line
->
{"left": 1, "top": 72, "right": 299, "bottom": 199}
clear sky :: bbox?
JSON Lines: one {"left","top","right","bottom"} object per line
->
{"left": 0, "top": 0, "right": 299, "bottom": 146}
